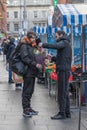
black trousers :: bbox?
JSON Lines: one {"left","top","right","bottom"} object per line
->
{"left": 22, "top": 77, "right": 35, "bottom": 109}
{"left": 57, "top": 70, "right": 70, "bottom": 115}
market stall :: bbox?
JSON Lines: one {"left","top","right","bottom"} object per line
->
{"left": 52, "top": 4, "right": 87, "bottom": 130}
{"left": 53, "top": 4, "right": 87, "bottom": 67}
{"left": 33, "top": 4, "right": 87, "bottom": 130}
{"left": 33, "top": 4, "right": 87, "bottom": 97}
{"left": 33, "top": 25, "right": 82, "bottom": 58}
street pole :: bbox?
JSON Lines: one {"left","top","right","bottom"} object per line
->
{"left": 20, "top": 0, "right": 22, "bottom": 30}
{"left": 24, "top": 0, "right": 27, "bottom": 35}
{"left": 19, "top": 0, "right": 22, "bottom": 37}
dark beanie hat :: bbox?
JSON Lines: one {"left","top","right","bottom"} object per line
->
{"left": 36, "top": 38, "right": 41, "bottom": 46}
{"left": 56, "top": 30, "right": 66, "bottom": 36}
{"left": 10, "top": 37, "right": 15, "bottom": 43}
{"left": 27, "top": 31, "right": 36, "bottom": 38}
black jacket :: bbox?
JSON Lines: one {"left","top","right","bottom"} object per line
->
{"left": 6, "top": 43, "right": 15, "bottom": 62}
{"left": 42, "top": 35, "right": 72, "bottom": 72}
{"left": 20, "top": 43, "right": 38, "bottom": 77}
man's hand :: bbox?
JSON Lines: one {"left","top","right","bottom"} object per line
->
{"left": 36, "top": 64, "right": 42, "bottom": 69}
{"left": 47, "top": 54, "right": 52, "bottom": 61}
{"left": 42, "top": 43, "right": 47, "bottom": 48}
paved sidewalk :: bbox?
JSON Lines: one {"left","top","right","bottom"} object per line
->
{"left": 0, "top": 55, "right": 87, "bottom": 130}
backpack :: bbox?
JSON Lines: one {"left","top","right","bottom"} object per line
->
{"left": 9, "top": 44, "right": 28, "bottom": 76}
{"left": 3, "top": 43, "right": 10, "bottom": 55}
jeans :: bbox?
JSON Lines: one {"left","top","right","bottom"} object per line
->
{"left": 8, "top": 68, "right": 12, "bottom": 81}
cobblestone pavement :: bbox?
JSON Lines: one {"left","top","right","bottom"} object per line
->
{"left": 0, "top": 55, "right": 87, "bottom": 130}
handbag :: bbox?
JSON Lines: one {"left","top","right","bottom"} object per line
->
{"left": 10, "top": 49, "right": 28, "bottom": 76}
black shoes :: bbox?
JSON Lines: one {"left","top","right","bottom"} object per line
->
{"left": 23, "top": 108, "right": 71, "bottom": 119}
{"left": 29, "top": 107, "right": 38, "bottom": 115}
{"left": 23, "top": 108, "right": 32, "bottom": 117}
{"left": 51, "top": 113, "right": 66, "bottom": 120}
{"left": 51, "top": 112, "right": 71, "bottom": 120}
{"left": 15, "top": 83, "right": 23, "bottom": 90}
{"left": 8, "top": 80, "right": 14, "bottom": 84}
{"left": 23, "top": 108, "right": 38, "bottom": 117}
{"left": 66, "top": 113, "right": 71, "bottom": 118}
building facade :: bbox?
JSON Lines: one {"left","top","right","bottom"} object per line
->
{"left": 7, "top": 0, "right": 86, "bottom": 37}
{"left": 7, "top": 0, "right": 52, "bottom": 37}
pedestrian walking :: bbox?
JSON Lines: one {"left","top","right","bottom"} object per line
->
{"left": 19, "top": 31, "right": 42, "bottom": 117}
{"left": 6, "top": 37, "right": 15, "bottom": 83}
{"left": 0, "top": 38, "right": 2, "bottom": 55}
{"left": 2, "top": 38, "right": 9, "bottom": 62}
{"left": 42, "top": 30, "right": 72, "bottom": 120}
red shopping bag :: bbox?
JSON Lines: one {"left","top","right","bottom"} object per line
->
{"left": 50, "top": 72, "right": 58, "bottom": 81}
{"left": 69, "top": 75, "right": 73, "bottom": 81}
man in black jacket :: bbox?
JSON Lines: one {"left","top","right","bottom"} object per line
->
{"left": 42, "top": 30, "right": 72, "bottom": 120}
{"left": 6, "top": 37, "right": 15, "bottom": 83}
{"left": 20, "top": 31, "right": 42, "bottom": 117}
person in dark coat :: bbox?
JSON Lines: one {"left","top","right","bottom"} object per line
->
{"left": 6, "top": 37, "right": 15, "bottom": 83}
{"left": 42, "top": 30, "right": 72, "bottom": 120}
{"left": 35, "top": 38, "right": 46, "bottom": 83}
{"left": 20, "top": 31, "right": 42, "bottom": 117}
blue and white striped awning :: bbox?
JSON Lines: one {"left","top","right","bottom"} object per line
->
{"left": 33, "top": 26, "right": 71, "bottom": 35}
{"left": 33, "top": 26, "right": 47, "bottom": 35}
{"left": 33, "top": 26, "right": 83, "bottom": 36}
{"left": 53, "top": 4, "right": 87, "bottom": 27}
{"left": 34, "top": 4, "right": 87, "bottom": 36}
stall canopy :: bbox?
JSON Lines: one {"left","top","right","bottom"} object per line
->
{"left": 33, "top": 26, "right": 70, "bottom": 35}
{"left": 34, "top": 4, "right": 87, "bottom": 36}
{"left": 33, "top": 26, "right": 83, "bottom": 36}
{"left": 53, "top": 4, "right": 87, "bottom": 27}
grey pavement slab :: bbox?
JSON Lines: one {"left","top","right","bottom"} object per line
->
{"left": 0, "top": 55, "right": 87, "bottom": 130}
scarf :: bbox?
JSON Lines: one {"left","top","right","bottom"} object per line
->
{"left": 25, "top": 36, "right": 36, "bottom": 47}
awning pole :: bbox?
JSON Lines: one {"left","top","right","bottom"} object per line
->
{"left": 82, "top": 25, "right": 85, "bottom": 72}
{"left": 71, "top": 26, "right": 74, "bottom": 65}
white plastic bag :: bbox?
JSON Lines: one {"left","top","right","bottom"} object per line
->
{"left": 6, "top": 63, "right": 9, "bottom": 71}
{"left": 12, "top": 72, "right": 23, "bottom": 83}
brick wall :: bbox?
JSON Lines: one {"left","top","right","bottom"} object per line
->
{"left": 58, "top": 0, "right": 84, "bottom": 4}
{"left": 59, "top": 0, "right": 72, "bottom": 3}
{"left": 0, "top": 0, "right": 7, "bottom": 34}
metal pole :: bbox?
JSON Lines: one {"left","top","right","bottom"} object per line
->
{"left": 78, "top": 81, "right": 81, "bottom": 130}
{"left": 71, "top": 26, "right": 74, "bottom": 65}
{"left": 20, "top": 0, "right": 22, "bottom": 30}
{"left": 82, "top": 25, "right": 85, "bottom": 72}
{"left": 19, "top": 0, "right": 22, "bottom": 37}
{"left": 24, "top": 0, "right": 27, "bottom": 35}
